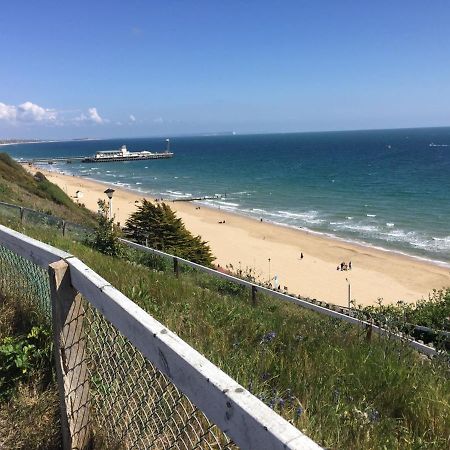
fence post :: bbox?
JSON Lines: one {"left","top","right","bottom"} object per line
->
{"left": 19, "top": 207, "right": 24, "bottom": 224}
{"left": 251, "top": 285, "right": 257, "bottom": 306}
{"left": 62, "top": 220, "right": 66, "bottom": 237}
{"left": 173, "top": 256, "right": 179, "bottom": 277}
{"left": 49, "top": 259, "right": 91, "bottom": 450}
{"left": 366, "top": 320, "right": 373, "bottom": 342}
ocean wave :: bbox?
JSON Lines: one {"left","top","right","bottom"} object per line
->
{"left": 160, "top": 190, "right": 192, "bottom": 199}
{"left": 211, "top": 200, "right": 240, "bottom": 207}
{"left": 251, "top": 208, "right": 268, "bottom": 213}
{"left": 366, "top": 214, "right": 377, "bottom": 217}
{"left": 232, "top": 191, "right": 255, "bottom": 196}
{"left": 201, "top": 200, "right": 239, "bottom": 212}
{"left": 276, "top": 210, "right": 326, "bottom": 224}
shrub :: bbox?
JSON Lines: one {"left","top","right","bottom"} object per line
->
{"left": 89, "top": 200, "right": 123, "bottom": 257}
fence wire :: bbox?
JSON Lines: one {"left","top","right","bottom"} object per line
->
{"left": 0, "top": 244, "right": 52, "bottom": 319}
{"left": 0, "top": 243, "right": 238, "bottom": 449}
{"left": 83, "top": 302, "right": 237, "bottom": 449}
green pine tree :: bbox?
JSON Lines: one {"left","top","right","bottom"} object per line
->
{"left": 123, "top": 200, "right": 214, "bottom": 266}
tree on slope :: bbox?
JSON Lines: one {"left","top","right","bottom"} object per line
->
{"left": 123, "top": 199, "right": 214, "bottom": 266}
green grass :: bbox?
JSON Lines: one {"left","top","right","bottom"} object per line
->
{"left": 2, "top": 219, "right": 449, "bottom": 449}
{"left": 0, "top": 293, "right": 60, "bottom": 450}
{"left": 0, "top": 153, "right": 96, "bottom": 226}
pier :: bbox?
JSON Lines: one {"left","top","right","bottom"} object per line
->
{"left": 18, "top": 156, "right": 86, "bottom": 165}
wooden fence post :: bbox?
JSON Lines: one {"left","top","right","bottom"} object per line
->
{"left": 173, "top": 257, "right": 179, "bottom": 277}
{"left": 62, "top": 220, "right": 66, "bottom": 237}
{"left": 251, "top": 285, "right": 257, "bottom": 306}
{"left": 366, "top": 320, "right": 373, "bottom": 342}
{"left": 49, "top": 260, "right": 91, "bottom": 450}
{"left": 19, "top": 207, "right": 24, "bottom": 224}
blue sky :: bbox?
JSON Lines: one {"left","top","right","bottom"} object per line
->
{"left": 1, "top": 0, "right": 449, "bottom": 138}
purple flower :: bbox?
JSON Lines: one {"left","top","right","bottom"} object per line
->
{"left": 368, "top": 408, "right": 380, "bottom": 423}
{"left": 260, "top": 331, "right": 277, "bottom": 344}
{"left": 295, "top": 406, "right": 304, "bottom": 417}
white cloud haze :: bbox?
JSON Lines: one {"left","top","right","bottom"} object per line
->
{"left": 88, "top": 107, "right": 104, "bottom": 124}
{"left": 0, "top": 101, "right": 57, "bottom": 123}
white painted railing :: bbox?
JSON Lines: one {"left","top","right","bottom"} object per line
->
{"left": 0, "top": 224, "right": 321, "bottom": 450}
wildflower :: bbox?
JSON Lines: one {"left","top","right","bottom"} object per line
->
{"left": 332, "top": 388, "right": 340, "bottom": 404}
{"left": 368, "top": 408, "right": 380, "bottom": 423}
{"left": 260, "top": 331, "right": 276, "bottom": 344}
{"left": 295, "top": 406, "right": 304, "bottom": 417}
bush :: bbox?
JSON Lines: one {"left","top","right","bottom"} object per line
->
{"left": 89, "top": 200, "right": 123, "bottom": 257}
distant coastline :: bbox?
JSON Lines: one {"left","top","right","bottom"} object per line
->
{"left": 0, "top": 138, "right": 99, "bottom": 147}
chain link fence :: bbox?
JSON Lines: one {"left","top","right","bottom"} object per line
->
{"left": 83, "top": 302, "right": 237, "bottom": 449}
{"left": 0, "top": 242, "right": 235, "bottom": 449}
{"left": 0, "top": 201, "right": 91, "bottom": 241}
{"left": 0, "top": 226, "right": 315, "bottom": 449}
{"left": 0, "top": 243, "right": 52, "bottom": 320}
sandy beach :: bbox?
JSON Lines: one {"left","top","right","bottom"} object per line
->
{"left": 28, "top": 166, "right": 450, "bottom": 307}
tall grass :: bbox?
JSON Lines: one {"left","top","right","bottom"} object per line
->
{"left": 2, "top": 220, "right": 448, "bottom": 449}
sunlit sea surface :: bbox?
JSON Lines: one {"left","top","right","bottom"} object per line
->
{"left": 8, "top": 128, "right": 450, "bottom": 265}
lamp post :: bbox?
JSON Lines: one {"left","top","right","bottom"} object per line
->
{"left": 345, "top": 278, "right": 351, "bottom": 309}
{"left": 104, "top": 188, "right": 115, "bottom": 220}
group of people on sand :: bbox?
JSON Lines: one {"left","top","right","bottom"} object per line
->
{"left": 218, "top": 220, "right": 226, "bottom": 224}
{"left": 337, "top": 261, "right": 352, "bottom": 271}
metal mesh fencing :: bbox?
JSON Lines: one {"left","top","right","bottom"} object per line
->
{"left": 0, "top": 244, "right": 52, "bottom": 319}
{"left": 0, "top": 202, "right": 22, "bottom": 224}
{"left": 22, "top": 207, "right": 64, "bottom": 230}
{"left": 0, "top": 242, "right": 238, "bottom": 449}
{"left": 64, "top": 221, "right": 92, "bottom": 241}
{"left": 0, "top": 200, "right": 92, "bottom": 243}
{"left": 83, "top": 301, "right": 237, "bottom": 449}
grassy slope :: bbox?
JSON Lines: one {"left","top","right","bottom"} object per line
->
{"left": 0, "top": 153, "right": 96, "bottom": 225}
{"left": 0, "top": 293, "right": 60, "bottom": 449}
{"left": 2, "top": 220, "right": 448, "bottom": 450}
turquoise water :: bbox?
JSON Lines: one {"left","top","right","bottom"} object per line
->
{"left": 8, "top": 128, "right": 450, "bottom": 264}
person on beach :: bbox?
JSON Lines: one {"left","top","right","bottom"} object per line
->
{"left": 349, "top": 261, "right": 352, "bottom": 270}
{"left": 300, "top": 252, "right": 304, "bottom": 259}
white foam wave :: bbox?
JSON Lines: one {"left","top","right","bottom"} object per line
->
{"left": 212, "top": 200, "right": 240, "bottom": 207}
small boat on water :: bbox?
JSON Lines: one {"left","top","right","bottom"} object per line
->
{"left": 82, "top": 139, "right": 173, "bottom": 163}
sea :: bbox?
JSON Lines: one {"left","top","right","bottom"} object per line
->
{"left": 6, "top": 127, "right": 450, "bottom": 266}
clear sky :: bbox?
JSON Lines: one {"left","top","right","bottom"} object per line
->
{"left": 1, "top": 0, "right": 450, "bottom": 138}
